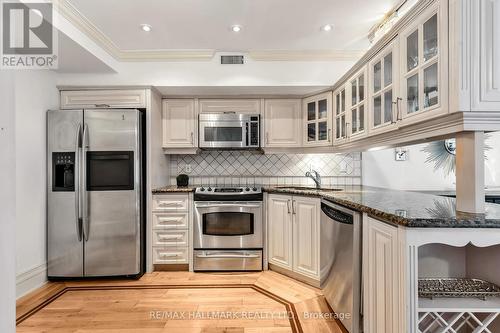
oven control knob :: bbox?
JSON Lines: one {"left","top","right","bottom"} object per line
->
{"left": 208, "top": 187, "right": 212, "bottom": 191}
{"left": 200, "top": 187, "right": 205, "bottom": 192}
{"left": 252, "top": 187, "right": 257, "bottom": 191}
{"left": 245, "top": 187, "right": 250, "bottom": 191}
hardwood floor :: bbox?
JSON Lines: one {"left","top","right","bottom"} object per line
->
{"left": 16, "top": 271, "right": 346, "bottom": 333}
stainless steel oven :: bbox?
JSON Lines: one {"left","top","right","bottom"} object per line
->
{"left": 193, "top": 186, "right": 263, "bottom": 271}
{"left": 199, "top": 113, "right": 260, "bottom": 149}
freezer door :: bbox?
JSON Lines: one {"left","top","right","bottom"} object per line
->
{"left": 82, "top": 109, "right": 142, "bottom": 277}
{"left": 47, "top": 110, "right": 84, "bottom": 278}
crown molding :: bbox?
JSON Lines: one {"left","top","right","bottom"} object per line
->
{"left": 54, "top": 0, "right": 366, "bottom": 63}
{"left": 248, "top": 50, "right": 365, "bottom": 61}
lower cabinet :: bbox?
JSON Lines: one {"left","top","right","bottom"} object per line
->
{"left": 267, "top": 194, "right": 320, "bottom": 282}
{"left": 152, "top": 193, "right": 191, "bottom": 266}
{"left": 363, "top": 215, "right": 402, "bottom": 333}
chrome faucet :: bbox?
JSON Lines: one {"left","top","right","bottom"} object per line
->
{"left": 305, "top": 170, "right": 321, "bottom": 189}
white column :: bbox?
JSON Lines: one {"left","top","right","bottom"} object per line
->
{"left": 0, "top": 71, "right": 17, "bottom": 332}
{"left": 455, "top": 131, "right": 485, "bottom": 213}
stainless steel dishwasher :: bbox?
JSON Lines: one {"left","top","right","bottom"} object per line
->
{"left": 320, "top": 199, "right": 362, "bottom": 333}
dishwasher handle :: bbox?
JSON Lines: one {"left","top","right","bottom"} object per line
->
{"left": 321, "top": 203, "right": 353, "bottom": 225}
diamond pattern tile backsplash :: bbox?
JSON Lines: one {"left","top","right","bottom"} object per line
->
{"left": 169, "top": 151, "right": 362, "bottom": 187}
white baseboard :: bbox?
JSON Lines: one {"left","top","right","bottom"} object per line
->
{"left": 16, "top": 263, "right": 47, "bottom": 299}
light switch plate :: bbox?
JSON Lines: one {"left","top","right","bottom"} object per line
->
{"left": 395, "top": 148, "right": 409, "bottom": 161}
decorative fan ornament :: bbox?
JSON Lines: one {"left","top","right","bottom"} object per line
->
{"left": 421, "top": 137, "right": 490, "bottom": 176}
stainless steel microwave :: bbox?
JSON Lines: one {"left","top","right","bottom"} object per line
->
{"left": 199, "top": 113, "right": 260, "bottom": 149}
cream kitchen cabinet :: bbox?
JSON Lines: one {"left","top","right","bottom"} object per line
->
{"left": 60, "top": 89, "right": 147, "bottom": 109}
{"left": 363, "top": 215, "right": 402, "bottom": 333}
{"left": 292, "top": 196, "right": 320, "bottom": 279}
{"left": 267, "top": 194, "right": 320, "bottom": 282}
{"left": 267, "top": 194, "right": 293, "bottom": 270}
{"left": 347, "top": 67, "right": 368, "bottom": 141}
{"left": 198, "top": 99, "right": 261, "bottom": 114}
{"left": 303, "top": 92, "right": 333, "bottom": 147}
{"left": 162, "top": 99, "right": 197, "bottom": 149}
{"left": 368, "top": 39, "right": 400, "bottom": 135}
{"left": 334, "top": 86, "right": 347, "bottom": 143}
{"left": 151, "top": 193, "right": 191, "bottom": 266}
{"left": 399, "top": 0, "right": 448, "bottom": 125}
{"left": 264, "top": 99, "right": 302, "bottom": 148}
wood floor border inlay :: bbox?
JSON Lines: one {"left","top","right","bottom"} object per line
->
{"left": 16, "top": 283, "right": 304, "bottom": 333}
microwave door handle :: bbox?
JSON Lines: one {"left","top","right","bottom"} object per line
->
{"left": 82, "top": 123, "right": 90, "bottom": 241}
{"left": 245, "top": 123, "right": 249, "bottom": 147}
{"left": 74, "top": 123, "right": 82, "bottom": 241}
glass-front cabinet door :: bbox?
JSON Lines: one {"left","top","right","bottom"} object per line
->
{"left": 369, "top": 39, "right": 399, "bottom": 134}
{"left": 348, "top": 67, "right": 367, "bottom": 140}
{"left": 334, "top": 87, "right": 347, "bottom": 143}
{"left": 302, "top": 92, "right": 332, "bottom": 147}
{"left": 399, "top": 1, "right": 447, "bottom": 124}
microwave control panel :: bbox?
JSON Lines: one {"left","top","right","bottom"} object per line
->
{"left": 249, "top": 116, "right": 259, "bottom": 147}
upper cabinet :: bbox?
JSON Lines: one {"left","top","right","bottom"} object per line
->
{"left": 303, "top": 92, "right": 332, "bottom": 147}
{"left": 399, "top": 1, "right": 448, "bottom": 124}
{"left": 60, "top": 89, "right": 147, "bottom": 109}
{"left": 264, "top": 99, "right": 302, "bottom": 148}
{"left": 162, "top": 99, "right": 197, "bottom": 150}
{"left": 334, "top": 87, "right": 347, "bottom": 142}
{"left": 198, "top": 99, "right": 261, "bottom": 114}
{"left": 348, "top": 67, "right": 368, "bottom": 140}
{"left": 369, "top": 40, "right": 399, "bottom": 135}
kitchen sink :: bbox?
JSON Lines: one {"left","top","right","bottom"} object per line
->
{"left": 275, "top": 186, "right": 343, "bottom": 192}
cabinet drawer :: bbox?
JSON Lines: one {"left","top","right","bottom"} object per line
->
{"left": 153, "top": 230, "right": 188, "bottom": 247}
{"left": 153, "top": 247, "right": 189, "bottom": 264}
{"left": 152, "top": 195, "right": 189, "bottom": 211}
{"left": 60, "top": 89, "right": 147, "bottom": 109}
{"left": 152, "top": 212, "right": 188, "bottom": 229}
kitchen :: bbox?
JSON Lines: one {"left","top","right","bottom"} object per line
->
{"left": 3, "top": 0, "right": 500, "bottom": 332}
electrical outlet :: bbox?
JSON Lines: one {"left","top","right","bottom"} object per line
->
{"left": 185, "top": 164, "right": 192, "bottom": 173}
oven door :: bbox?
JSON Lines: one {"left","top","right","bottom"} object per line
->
{"left": 199, "top": 121, "right": 247, "bottom": 148}
{"left": 194, "top": 201, "right": 262, "bottom": 248}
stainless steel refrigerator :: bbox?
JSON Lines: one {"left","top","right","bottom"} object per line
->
{"left": 47, "top": 109, "right": 144, "bottom": 279}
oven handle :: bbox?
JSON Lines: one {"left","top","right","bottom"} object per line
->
{"left": 196, "top": 252, "right": 260, "bottom": 259}
{"left": 195, "top": 203, "right": 262, "bottom": 209}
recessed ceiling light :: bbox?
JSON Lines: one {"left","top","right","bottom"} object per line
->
{"left": 231, "top": 25, "right": 242, "bottom": 33}
{"left": 140, "top": 24, "right": 152, "bottom": 32}
{"left": 321, "top": 24, "right": 333, "bottom": 32}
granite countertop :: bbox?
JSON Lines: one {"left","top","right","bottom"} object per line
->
{"left": 264, "top": 186, "right": 500, "bottom": 228}
{"left": 152, "top": 184, "right": 500, "bottom": 228}
{"left": 152, "top": 185, "right": 195, "bottom": 193}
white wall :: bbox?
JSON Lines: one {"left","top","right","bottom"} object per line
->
{"left": 362, "top": 132, "right": 500, "bottom": 190}
{"left": 0, "top": 71, "right": 17, "bottom": 332}
{"left": 14, "top": 71, "right": 59, "bottom": 298}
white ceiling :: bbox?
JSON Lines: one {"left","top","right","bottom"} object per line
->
{"left": 68, "top": 0, "right": 399, "bottom": 52}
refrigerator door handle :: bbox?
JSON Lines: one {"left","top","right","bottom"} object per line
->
{"left": 82, "top": 123, "right": 90, "bottom": 241}
{"left": 74, "top": 123, "right": 82, "bottom": 241}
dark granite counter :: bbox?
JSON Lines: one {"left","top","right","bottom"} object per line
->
{"left": 152, "top": 185, "right": 195, "bottom": 193}
{"left": 264, "top": 186, "right": 500, "bottom": 228}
